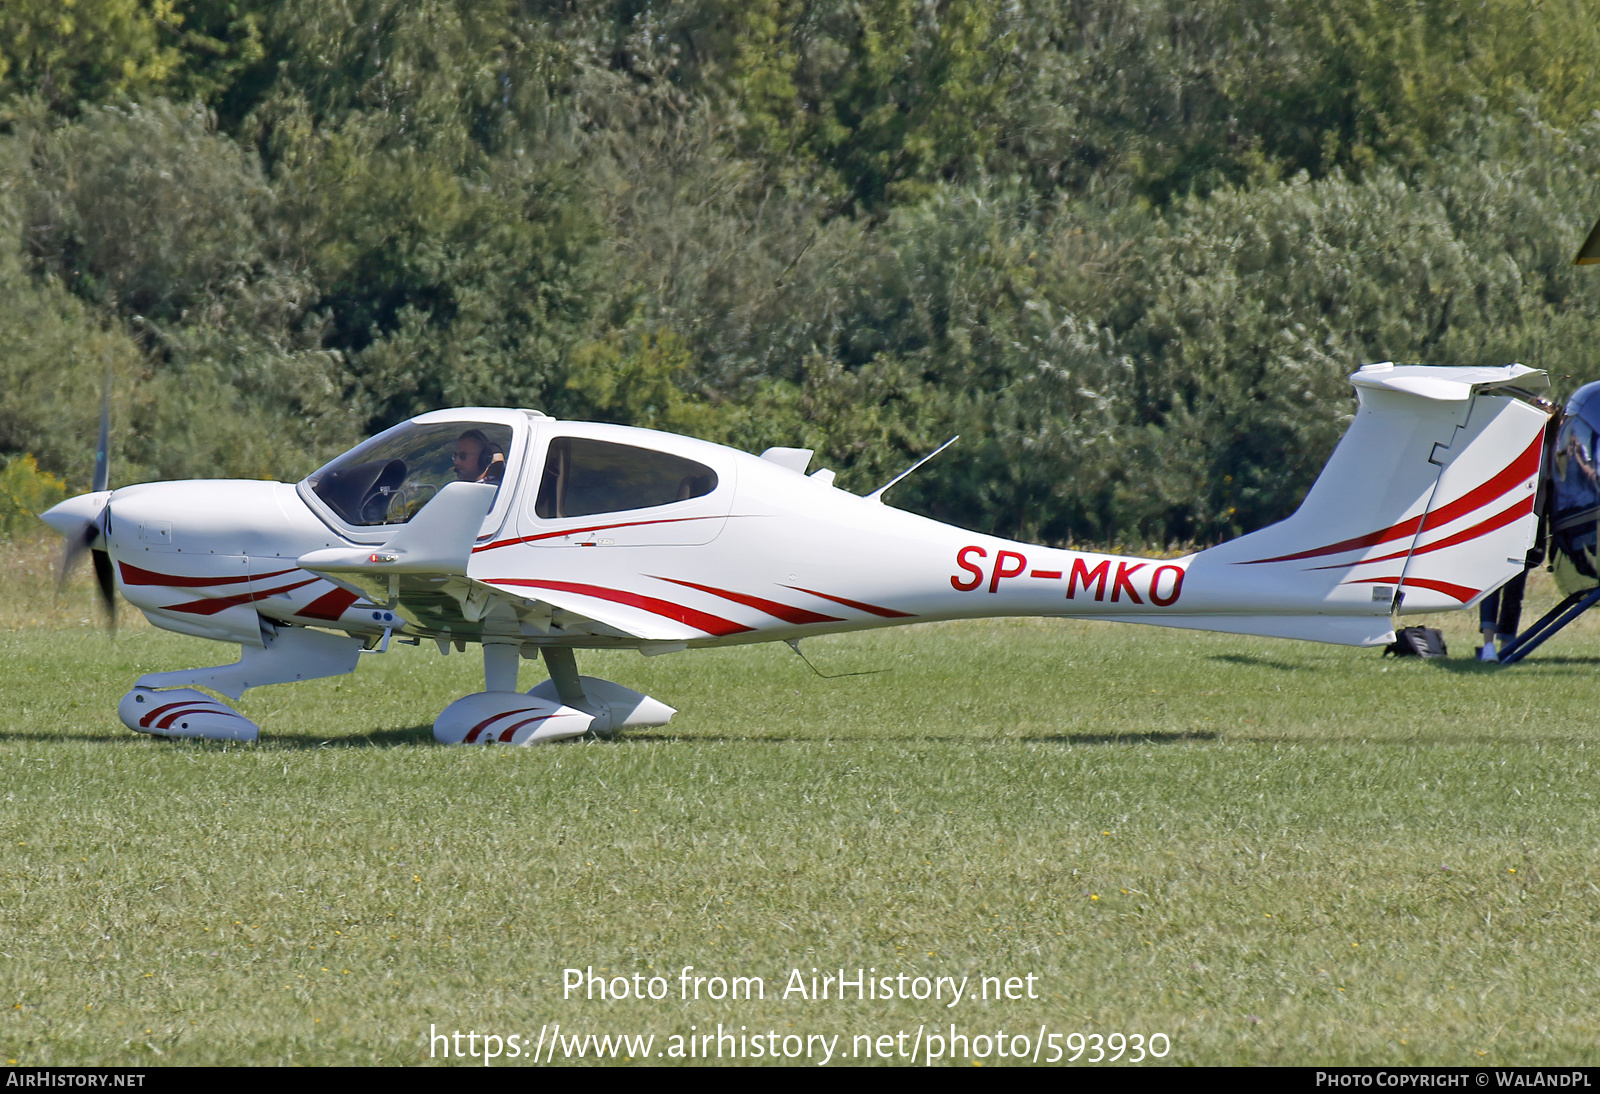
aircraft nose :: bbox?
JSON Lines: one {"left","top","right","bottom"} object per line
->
{"left": 40, "top": 490, "right": 113, "bottom": 542}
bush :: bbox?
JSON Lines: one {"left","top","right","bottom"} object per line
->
{"left": 0, "top": 454, "right": 67, "bottom": 539}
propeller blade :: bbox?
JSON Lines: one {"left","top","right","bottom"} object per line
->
{"left": 92, "top": 372, "right": 111, "bottom": 494}
{"left": 47, "top": 372, "right": 116, "bottom": 627}
{"left": 59, "top": 518, "right": 97, "bottom": 591}
{"left": 1577, "top": 216, "right": 1600, "bottom": 266}
{"left": 91, "top": 548, "right": 117, "bottom": 633}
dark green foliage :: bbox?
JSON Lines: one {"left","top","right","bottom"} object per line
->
{"left": 1, "top": 0, "right": 1598, "bottom": 545}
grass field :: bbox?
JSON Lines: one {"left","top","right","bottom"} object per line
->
{"left": 3, "top": 534, "right": 1600, "bottom": 1066}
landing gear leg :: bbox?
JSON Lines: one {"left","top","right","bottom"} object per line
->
{"left": 483, "top": 640, "right": 520, "bottom": 692}
{"left": 529, "top": 647, "right": 675, "bottom": 739}
{"left": 541, "top": 647, "right": 586, "bottom": 706}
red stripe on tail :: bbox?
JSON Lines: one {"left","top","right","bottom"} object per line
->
{"left": 1343, "top": 576, "right": 1481, "bottom": 603}
{"left": 1242, "top": 433, "right": 1541, "bottom": 565}
{"left": 1308, "top": 495, "right": 1535, "bottom": 570}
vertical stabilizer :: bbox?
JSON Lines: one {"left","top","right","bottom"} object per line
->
{"left": 1167, "top": 364, "right": 1552, "bottom": 642}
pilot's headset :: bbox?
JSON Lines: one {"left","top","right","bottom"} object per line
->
{"left": 457, "top": 429, "right": 498, "bottom": 473}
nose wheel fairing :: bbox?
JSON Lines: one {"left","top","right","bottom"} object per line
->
{"left": 118, "top": 688, "right": 259, "bottom": 742}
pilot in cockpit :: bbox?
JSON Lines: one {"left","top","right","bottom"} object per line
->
{"left": 453, "top": 429, "right": 506, "bottom": 484}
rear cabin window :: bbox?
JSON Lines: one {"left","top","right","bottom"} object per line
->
{"left": 536, "top": 438, "right": 717, "bottom": 519}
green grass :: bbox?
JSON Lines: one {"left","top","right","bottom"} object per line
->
{"left": 4, "top": 536, "right": 1600, "bottom": 1065}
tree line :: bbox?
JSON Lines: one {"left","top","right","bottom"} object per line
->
{"left": 2, "top": 0, "right": 1597, "bottom": 545}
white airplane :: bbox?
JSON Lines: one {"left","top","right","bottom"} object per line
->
{"left": 41, "top": 362, "right": 1553, "bottom": 744}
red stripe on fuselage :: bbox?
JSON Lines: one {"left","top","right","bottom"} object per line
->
{"left": 780, "top": 585, "right": 914, "bottom": 618}
{"left": 297, "top": 587, "right": 361, "bottom": 621}
{"left": 161, "top": 577, "right": 321, "bottom": 616}
{"left": 119, "top": 561, "right": 299, "bottom": 587}
{"left": 651, "top": 577, "right": 843, "bottom": 626}
{"left": 485, "top": 579, "right": 754, "bottom": 637}
{"left": 1242, "top": 433, "right": 1542, "bottom": 565}
{"left": 472, "top": 516, "right": 722, "bottom": 553}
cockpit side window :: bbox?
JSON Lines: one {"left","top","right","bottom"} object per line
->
{"left": 305, "top": 421, "right": 514, "bottom": 526}
{"left": 535, "top": 438, "right": 717, "bottom": 519}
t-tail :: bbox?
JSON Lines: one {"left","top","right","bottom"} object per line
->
{"left": 1091, "top": 364, "right": 1555, "bottom": 646}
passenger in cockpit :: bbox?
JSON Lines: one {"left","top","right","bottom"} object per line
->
{"left": 453, "top": 429, "right": 506, "bottom": 484}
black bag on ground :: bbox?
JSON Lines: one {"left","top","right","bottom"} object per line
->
{"left": 1383, "top": 626, "right": 1447, "bottom": 658}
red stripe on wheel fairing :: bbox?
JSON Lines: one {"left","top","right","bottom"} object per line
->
{"left": 485, "top": 579, "right": 754, "bottom": 637}
{"left": 139, "top": 700, "right": 211, "bottom": 728}
{"left": 498, "top": 715, "right": 558, "bottom": 743}
{"left": 463, "top": 707, "right": 543, "bottom": 744}
{"left": 154, "top": 704, "right": 230, "bottom": 731}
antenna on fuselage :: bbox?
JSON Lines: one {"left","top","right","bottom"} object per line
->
{"left": 784, "top": 639, "right": 885, "bottom": 680}
{"left": 864, "top": 435, "right": 960, "bottom": 504}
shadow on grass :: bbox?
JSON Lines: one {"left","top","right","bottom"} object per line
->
{"left": 1031, "top": 730, "right": 1222, "bottom": 745}
{"left": 633, "top": 730, "right": 1223, "bottom": 746}
{"left": 0, "top": 724, "right": 440, "bottom": 747}
{"left": 1210, "top": 654, "right": 1313, "bottom": 671}
{"left": 0, "top": 731, "right": 136, "bottom": 744}
{"left": 266, "top": 724, "right": 436, "bottom": 748}
{"left": 1427, "top": 655, "right": 1600, "bottom": 674}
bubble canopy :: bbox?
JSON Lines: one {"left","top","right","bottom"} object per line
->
{"left": 300, "top": 410, "right": 529, "bottom": 531}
